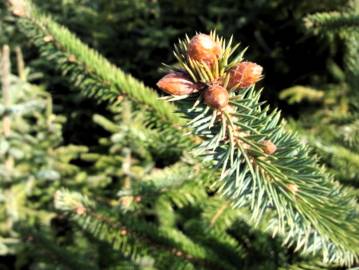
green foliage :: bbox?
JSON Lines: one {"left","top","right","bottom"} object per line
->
{"left": 0, "top": 45, "right": 86, "bottom": 259}
{"left": 280, "top": 2, "right": 359, "bottom": 196}
{"left": 279, "top": 86, "right": 324, "bottom": 104}
{"left": 164, "top": 32, "right": 359, "bottom": 265}
{"left": 54, "top": 189, "right": 233, "bottom": 270}
{"left": 304, "top": 12, "right": 359, "bottom": 32}
{"left": 1, "top": 0, "right": 359, "bottom": 269}
{"left": 286, "top": 4, "right": 359, "bottom": 185}
{"left": 14, "top": 0, "right": 359, "bottom": 263}
{"left": 17, "top": 7, "right": 182, "bottom": 124}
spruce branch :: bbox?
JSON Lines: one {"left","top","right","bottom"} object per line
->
{"left": 191, "top": 199, "right": 247, "bottom": 262}
{"left": 304, "top": 8, "right": 359, "bottom": 100}
{"left": 54, "top": 189, "right": 236, "bottom": 270}
{"left": 9, "top": 0, "right": 359, "bottom": 265}
{"left": 288, "top": 119, "right": 359, "bottom": 185}
{"left": 184, "top": 219, "right": 246, "bottom": 266}
{"left": 9, "top": 0, "right": 191, "bottom": 147}
{"left": 279, "top": 260, "right": 341, "bottom": 270}
{"left": 279, "top": 86, "right": 324, "bottom": 104}
{"left": 18, "top": 227, "right": 98, "bottom": 270}
{"left": 158, "top": 33, "right": 359, "bottom": 265}
{"left": 201, "top": 198, "right": 241, "bottom": 232}
{"left": 304, "top": 12, "right": 359, "bottom": 32}
{"left": 117, "top": 162, "right": 212, "bottom": 198}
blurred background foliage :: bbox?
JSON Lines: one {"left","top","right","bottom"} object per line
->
{"left": 1, "top": 0, "right": 354, "bottom": 121}
{"left": 1, "top": 0, "right": 359, "bottom": 269}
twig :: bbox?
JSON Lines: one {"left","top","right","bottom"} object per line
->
{"left": 15, "top": 46, "right": 26, "bottom": 81}
{"left": 210, "top": 202, "right": 228, "bottom": 226}
{"left": 2, "top": 45, "right": 14, "bottom": 172}
{"left": 120, "top": 149, "right": 133, "bottom": 208}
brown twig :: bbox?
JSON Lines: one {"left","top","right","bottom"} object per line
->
{"left": 210, "top": 202, "right": 228, "bottom": 226}
{"left": 2, "top": 45, "right": 14, "bottom": 172}
{"left": 120, "top": 150, "right": 133, "bottom": 208}
{"left": 15, "top": 46, "right": 26, "bottom": 81}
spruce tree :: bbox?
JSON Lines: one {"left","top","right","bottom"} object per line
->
{"left": 1, "top": 0, "right": 359, "bottom": 269}
{"left": 0, "top": 43, "right": 87, "bottom": 263}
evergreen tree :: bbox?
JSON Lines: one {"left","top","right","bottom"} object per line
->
{"left": 281, "top": 2, "right": 359, "bottom": 192}
{"left": 0, "top": 44, "right": 87, "bottom": 264}
{"left": 1, "top": 0, "right": 358, "bottom": 269}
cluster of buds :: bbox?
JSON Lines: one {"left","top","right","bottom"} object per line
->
{"left": 157, "top": 33, "right": 263, "bottom": 110}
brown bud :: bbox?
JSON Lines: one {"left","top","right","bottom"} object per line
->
{"left": 27, "top": 235, "right": 34, "bottom": 242}
{"left": 261, "top": 140, "right": 277, "bottom": 155}
{"left": 228, "top": 61, "right": 263, "bottom": 90}
{"left": 134, "top": 196, "right": 142, "bottom": 203}
{"left": 43, "top": 35, "right": 54, "bottom": 43}
{"left": 203, "top": 85, "right": 229, "bottom": 109}
{"left": 120, "top": 228, "right": 128, "bottom": 236}
{"left": 75, "top": 205, "right": 86, "bottom": 215}
{"left": 9, "top": 0, "right": 27, "bottom": 17}
{"left": 188, "top": 34, "right": 221, "bottom": 66}
{"left": 287, "top": 183, "right": 299, "bottom": 195}
{"left": 67, "top": 54, "right": 77, "bottom": 63}
{"left": 157, "top": 72, "right": 199, "bottom": 96}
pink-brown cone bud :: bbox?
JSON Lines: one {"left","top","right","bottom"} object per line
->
{"left": 157, "top": 72, "right": 199, "bottom": 96}
{"left": 228, "top": 61, "right": 263, "bottom": 90}
{"left": 287, "top": 183, "right": 299, "bottom": 195}
{"left": 261, "top": 140, "right": 277, "bottom": 155}
{"left": 188, "top": 34, "right": 221, "bottom": 66}
{"left": 203, "top": 85, "right": 229, "bottom": 109}
{"left": 8, "top": 0, "right": 28, "bottom": 17}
